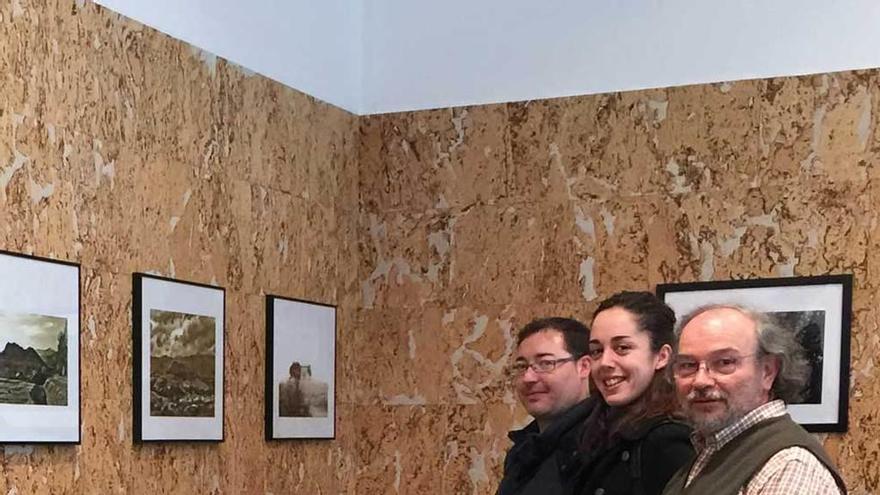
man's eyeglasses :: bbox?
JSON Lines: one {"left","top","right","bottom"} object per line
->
{"left": 672, "top": 354, "right": 757, "bottom": 378}
{"left": 510, "top": 356, "right": 578, "bottom": 376}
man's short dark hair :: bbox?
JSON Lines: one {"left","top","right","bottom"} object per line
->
{"left": 289, "top": 362, "right": 302, "bottom": 376}
{"left": 516, "top": 317, "right": 589, "bottom": 357}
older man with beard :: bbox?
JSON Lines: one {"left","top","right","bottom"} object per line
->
{"left": 662, "top": 305, "right": 846, "bottom": 495}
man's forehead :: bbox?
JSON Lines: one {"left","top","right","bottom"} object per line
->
{"left": 516, "top": 329, "right": 567, "bottom": 356}
{"left": 680, "top": 308, "right": 758, "bottom": 349}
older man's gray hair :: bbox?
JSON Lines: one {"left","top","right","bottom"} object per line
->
{"left": 676, "top": 304, "right": 811, "bottom": 403}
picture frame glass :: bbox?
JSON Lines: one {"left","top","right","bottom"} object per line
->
{"left": 267, "top": 297, "right": 336, "bottom": 440}
{"left": 134, "top": 274, "right": 224, "bottom": 442}
{"left": 659, "top": 276, "right": 851, "bottom": 432}
{"left": 0, "top": 252, "right": 80, "bottom": 443}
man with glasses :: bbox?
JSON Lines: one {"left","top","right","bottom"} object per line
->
{"left": 662, "top": 305, "right": 846, "bottom": 495}
{"left": 497, "top": 317, "right": 593, "bottom": 495}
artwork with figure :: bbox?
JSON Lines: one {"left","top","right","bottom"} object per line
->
{"left": 266, "top": 295, "right": 335, "bottom": 439}
{"left": 769, "top": 310, "right": 825, "bottom": 404}
{"left": 278, "top": 361, "right": 329, "bottom": 417}
{"left": 0, "top": 312, "right": 68, "bottom": 406}
{"left": 150, "top": 309, "right": 216, "bottom": 417}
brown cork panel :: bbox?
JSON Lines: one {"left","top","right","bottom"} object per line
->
{"left": 359, "top": 105, "right": 509, "bottom": 215}
{"left": 443, "top": 403, "right": 523, "bottom": 495}
{"left": 350, "top": 404, "right": 446, "bottom": 495}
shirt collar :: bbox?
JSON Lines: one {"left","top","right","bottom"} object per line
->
{"left": 508, "top": 396, "right": 596, "bottom": 444}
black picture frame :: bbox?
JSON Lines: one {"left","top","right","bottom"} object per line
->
{"left": 657, "top": 274, "right": 853, "bottom": 433}
{"left": 0, "top": 250, "right": 81, "bottom": 443}
{"left": 265, "top": 295, "right": 336, "bottom": 440}
{"left": 133, "top": 273, "right": 225, "bottom": 442}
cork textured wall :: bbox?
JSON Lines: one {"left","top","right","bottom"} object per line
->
{"left": 0, "top": 0, "right": 359, "bottom": 492}
{"left": 357, "top": 72, "right": 880, "bottom": 494}
{"left": 4, "top": 1, "right": 880, "bottom": 494}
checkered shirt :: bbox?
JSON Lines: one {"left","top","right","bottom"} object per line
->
{"left": 685, "top": 400, "right": 843, "bottom": 495}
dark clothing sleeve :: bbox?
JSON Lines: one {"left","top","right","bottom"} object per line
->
{"left": 639, "top": 423, "right": 695, "bottom": 495}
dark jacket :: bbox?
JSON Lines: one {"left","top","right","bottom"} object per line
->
{"left": 497, "top": 397, "right": 597, "bottom": 495}
{"left": 576, "top": 407, "right": 694, "bottom": 495}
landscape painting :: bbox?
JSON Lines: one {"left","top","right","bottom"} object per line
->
{"left": 149, "top": 309, "right": 215, "bottom": 417}
{"left": 0, "top": 312, "right": 68, "bottom": 406}
{"left": 133, "top": 273, "right": 224, "bottom": 442}
{"left": 0, "top": 250, "right": 80, "bottom": 443}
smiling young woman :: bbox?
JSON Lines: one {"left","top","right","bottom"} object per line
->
{"left": 575, "top": 291, "right": 695, "bottom": 495}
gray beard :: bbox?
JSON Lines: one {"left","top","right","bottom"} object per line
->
{"left": 690, "top": 404, "right": 753, "bottom": 435}
{"left": 693, "top": 413, "right": 738, "bottom": 435}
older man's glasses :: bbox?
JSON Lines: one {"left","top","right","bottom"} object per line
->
{"left": 510, "top": 356, "right": 578, "bottom": 376}
{"left": 672, "top": 354, "right": 757, "bottom": 378}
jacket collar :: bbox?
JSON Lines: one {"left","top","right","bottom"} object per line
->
{"left": 508, "top": 396, "right": 597, "bottom": 445}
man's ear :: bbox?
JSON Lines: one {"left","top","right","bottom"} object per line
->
{"left": 761, "top": 354, "right": 781, "bottom": 392}
{"left": 576, "top": 354, "right": 591, "bottom": 378}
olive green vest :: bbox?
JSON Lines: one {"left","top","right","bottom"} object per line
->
{"left": 662, "top": 414, "right": 846, "bottom": 495}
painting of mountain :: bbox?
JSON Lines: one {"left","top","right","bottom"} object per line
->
{"left": 0, "top": 312, "right": 68, "bottom": 406}
{"left": 149, "top": 309, "right": 215, "bottom": 417}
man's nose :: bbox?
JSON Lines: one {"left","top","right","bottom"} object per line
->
{"left": 691, "top": 363, "right": 716, "bottom": 388}
{"left": 520, "top": 366, "right": 540, "bottom": 382}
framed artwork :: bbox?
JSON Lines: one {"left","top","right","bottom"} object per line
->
{"left": 0, "top": 250, "right": 80, "bottom": 443}
{"left": 133, "top": 273, "right": 224, "bottom": 442}
{"left": 657, "top": 274, "right": 853, "bottom": 432}
{"left": 265, "top": 295, "right": 336, "bottom": 440}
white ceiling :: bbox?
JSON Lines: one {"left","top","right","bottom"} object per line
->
{"left": 97, "top": 0, "right": 880, "bottom": 116}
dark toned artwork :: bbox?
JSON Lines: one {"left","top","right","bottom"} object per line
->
{"left": 150, "top": 310, "right": 215, "bottom": 417}
{"left": 771, "top": 310, "right": 824, "bottom": 405}
{"left": 0, "top": 312, "right": 68, "bottom": 406}
{"left": 278, "top": 361, "right": 329, "bottom": 418}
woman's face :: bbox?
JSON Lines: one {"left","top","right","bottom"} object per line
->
{"left": 588, "top": 307, "right": 671, "bottom": 407}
